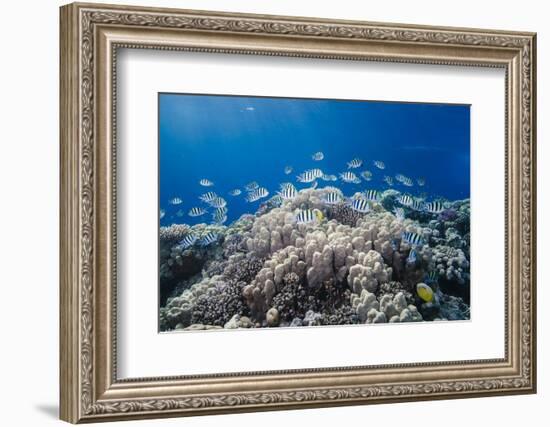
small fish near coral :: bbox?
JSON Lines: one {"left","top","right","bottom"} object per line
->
{"left": 158, "top": 93, "right": 471, "bottom": 331}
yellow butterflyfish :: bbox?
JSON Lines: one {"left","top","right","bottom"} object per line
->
{"left": 416, "top": 283, "right": 434, "bottom": 303}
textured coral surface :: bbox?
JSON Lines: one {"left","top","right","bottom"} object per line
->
{"left": 159, "top": 189, "right": 470, "bottom": 331}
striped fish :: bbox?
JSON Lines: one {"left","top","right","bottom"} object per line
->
{"left": 373, "top": 160, "right": 385, "bottom": 169}
{"left": 245, "top": 181, "right": 259, "bottom": 191}
{"left": 188, "top": 207, "right": 207, "bottom": 217}
{"left": 311, "top": 168, "right": 323, "bottom": 178}
{"left": 363, "top": 190, "right": 380, "bottom": 202}
{"left": 340, "top": 171, "right": 361, "bottom": 184}
{"left": 295, "top": 209, "right": 323, "bottom": 224}
{"left": 401, "top": 231, "right": 424, "bottom": 247}
{"left": 383, "top": 175, "right": 394, "bottom": 186}
{"left": 312, "top": 152, "right": 324, "bottom": 161}
{"left": 211, "top": 210, "right": 227, "bottom": 224}
{"left": 322, "top": 191, "right": 343, "bottom": 205}
{"left": 284, "top": 166, "right": 293, "bottom": 175}
{"left": 279, "top": 182, "right": 293, "bottom": 190}
{"left": 200, "top": 232, "right": 219, "bottom": 246}
{"left": 402, "top": 177, "right": 414, "bottom": 187}
{"left": 178, "top": 233, "right": 198, "bottom": 249}
{"left": 279, "top": 183, "right": 297, "bottom": 200}
{"left": 296, "top": 170, "right": 317, "bottom": 183}
{"left": 246, "top": 187, "right": 269, "bottom": 202}
{"left": 395, "top": 174, "right": 406, "bottom": 183}
{"left": 208, "top": 197, "right": 227, "bottom": 209}
{"left": 168, "top": 197, "right": 183, "bottom": 205}
{"left": 350, "top": 198, "right": 370, "bottom": 213}
{"left": 360, "top": 170, "right": 373, "bottom": 181}
{"left": 347, "top": 158, "right": 362, "bottom": 169}
{"left": 425, "top": 270, "right": 439, "bottom": 284}
{"left": 199, "top": 192, "right": 217, "bottom": 203}
{"left": 417, "top": 177, "right": 426, "bottom": 186}
{"left": 199, "top": 179, "right": 214, "bottom": 187}
{"left": 270, "top": 195, "right": 283, "bottom": 206}
{"left": 228, "top": 189, "right": 241, "bottom": 196}
{"left": 398, "top": 194, "right": 414, "bottom": 207}
{"left": 393, "top": 207, "right": 405, "bottom": 221}
{"left": 406, "top": 248, "right": 418, "bottom": 264}
{"left": 424, "top": 201, "right": 445, "bottom": 214}
{"left": 410, "top": 199, "right": 425, "bottom": 211}
{"left": 213, "top": 206, "right": 228, "bottom": 216}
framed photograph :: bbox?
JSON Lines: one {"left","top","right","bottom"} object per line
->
{"left": 60, "top": 2, "right": 537, "bottom": 423}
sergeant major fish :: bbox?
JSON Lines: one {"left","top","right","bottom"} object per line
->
{"left": 406, "top": 248, "right": 418, "bottom": 265}
{"left": 347, "top": 158, "right": 363, "bottom": 169}
{"left": 246, "top": 187, "right": 269, "bottom": 202}
{"left": 296, "top": 170, "right": 318, "bottom": 183}
{"left": 295, "top": 209, "right": 324, "bottom": 224}
{"left": 211, "top": 211, "right": 227, "bottom": 224}
{"left": 363, "top": 190, "right": 380, "bottom": 202}
{"left": 199, "top": 179, "right": 214, "bottom": 187}
{"left": 424, "top": 201, "right": 445, "bottom": 214}
{"left": 168, "top": 197, "right": 183, "bottom": 205}
{"left": 410, "top": 199, "right": 425, "bottom": 211}
{"left": 425, "top": 270, "right": 439, "bottom": 285}
{"left": 373, "top": 160, "right": 385, "bottom": 169}
{"left": 322, "top": 191, "right": 343, "bottom": 205}
{"left": 208, "top": 197, "right": 227, "bottom": 209}
{"left": 339, "top": 171, "right": 361, "bottom": 184}
{"left": 402, "top": 176, "right": 414, "bottom": 187}
{"left": 177, "top": 233, "right": 198, "bottom": 249}
{"left": 398, "top": 194, "right": 414, "bottom": 207}
{"left": 401, "top": 231, "right": 425, "bottom": 247}
{"left": 278, "top": 183, "right": 297, "bottom": 200}
{"left": 199, "top": 192, "right": 217, "bottom": 203}
{"left": 188, "top": 207, "right": 207, "bottom": 217}
{"left": 200, "top": 232, "right": 219, "bottom": 246}
{"left": 350, "top": 198, "right": 370, "bottom": 213}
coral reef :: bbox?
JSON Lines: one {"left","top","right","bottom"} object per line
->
{"left": 159, "top": 188, "right": 470, "bottom": 331}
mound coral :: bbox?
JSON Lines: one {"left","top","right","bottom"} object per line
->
{"left": 159, "top": 187, "right": 470, "bottom": 331}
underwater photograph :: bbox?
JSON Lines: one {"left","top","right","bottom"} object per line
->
{"left": 158, "top": 93, "right": 470, "bottom": 332}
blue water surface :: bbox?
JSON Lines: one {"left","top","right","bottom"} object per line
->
{"left": 159, "top": 93, "right": 470, "bottom": 226}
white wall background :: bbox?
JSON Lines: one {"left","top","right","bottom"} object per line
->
{"left": 0, "top": 0, "right": 545, "bottom": 425}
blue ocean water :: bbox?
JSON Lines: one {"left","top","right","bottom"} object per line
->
{"left": 159, "top": 93, "right": 470, "bottom": 226}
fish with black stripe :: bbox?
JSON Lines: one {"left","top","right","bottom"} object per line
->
{"left": 424, "top": 201, "right": 445, "bottom": 214}
{"left": 177, "top": 233, "right": 198, "bottom": 249}
{"left": 401, "top": 231, "right": 425, "bottom": 247}
{"left": 350, "top": 197, "right": 371, "bottom": 213}
{"left": 295, "top": 209, "right": 324, "bottom": 224}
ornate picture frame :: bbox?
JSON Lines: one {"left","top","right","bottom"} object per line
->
{"left": 60, "top": 2, "right": 536, "bottom": 423}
